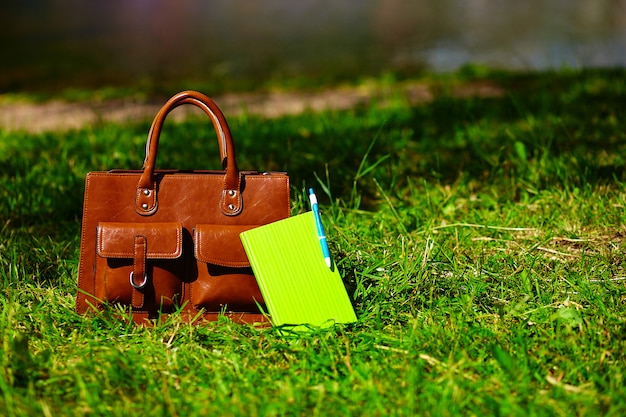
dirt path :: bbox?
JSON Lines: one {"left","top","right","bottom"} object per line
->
{"left": 0, "top": 81, "right": 503, "bottom": 133}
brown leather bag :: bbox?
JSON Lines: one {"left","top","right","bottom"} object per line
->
{"left": 76, "top": 91, "right": 290, "bottom": 324}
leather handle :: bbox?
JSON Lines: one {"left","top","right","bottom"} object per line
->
{"left": 135, "top": 91, "right": 242, "bottom": 216}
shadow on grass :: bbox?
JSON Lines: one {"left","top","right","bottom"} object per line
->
{"left": 237, "top": 68, "right": 626, "bottom": 206}
{"left": 1, "top": 68, "right": 625, "bottom": 228}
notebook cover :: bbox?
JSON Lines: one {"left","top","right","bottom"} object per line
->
{"left": 240, "top": 211, "right": 357, "bottom": 329}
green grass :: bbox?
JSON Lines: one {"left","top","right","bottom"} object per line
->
{"left": 1, "top": 68, "right": 626, "bottom": 416}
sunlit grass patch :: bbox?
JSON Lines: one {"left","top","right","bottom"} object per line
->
{"left": 1, "top": 68, "right": 625, "bottom": 415}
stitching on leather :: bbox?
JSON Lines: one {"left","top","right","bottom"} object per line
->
{"left": 76, "top": 175, "right": 93, "bottom": 310}
{"left": 134, "top": 235, "right": 147, "bottom": 276}
{"left": 97, "top": 224, "right": 182, "bottom": 259}
{"left": 132, "top": 235, "right": 147, "bottom": 308}
{"left": 194, "top": 226, "right": 251, "bottom": 267}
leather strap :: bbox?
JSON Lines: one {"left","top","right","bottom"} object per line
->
{"left": 131, "top": 235, "right": 148, "bottom": 309}
{"left": 135, "top": 91, "right": 242, "bottom": 216}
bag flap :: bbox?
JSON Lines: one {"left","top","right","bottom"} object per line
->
{"left": 194, "top": 224, "right": 258, "bottom": 267}
{"left": 97, "top": 222, "right": 183, "bottom": 259}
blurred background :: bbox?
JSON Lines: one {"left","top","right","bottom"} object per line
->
{"left": 1, "top": 0, "right": 625, "bottom": 95}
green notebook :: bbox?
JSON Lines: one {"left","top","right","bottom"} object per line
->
{"left": 240, "top": 211, "right": 357, "bottom": 329}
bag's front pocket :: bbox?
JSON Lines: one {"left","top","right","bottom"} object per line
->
{"left": 95, "top": 222, "right": 184, "bottom": 312}
{"left": 192, "top": 224, "right": 264, "bottom": 312}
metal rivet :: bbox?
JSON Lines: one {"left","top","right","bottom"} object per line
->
{"left": 141, "top": 203, "right": 149, "bottom": 210}
{"left": 143, "top": 189, "right": 151, "bottom": 196}
{"left": 228, "top": 190, "right": 236, "bottom": 197}
{"left": 228, "top": 204, "right": 236, "bottom": 211}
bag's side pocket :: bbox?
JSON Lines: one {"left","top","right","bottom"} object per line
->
{"left": 95, "top": 222, "right": 184, "bottom": 312}
{"left": 192, "top": 224, "right": 264, "bottom": 312}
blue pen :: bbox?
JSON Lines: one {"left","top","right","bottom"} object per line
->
{"left": 308, "top": 188, "right": 332, "bottom": 268}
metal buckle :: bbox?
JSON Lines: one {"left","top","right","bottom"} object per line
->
{"left": 129, "top": 272, "right": 149, "bottom": 289}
